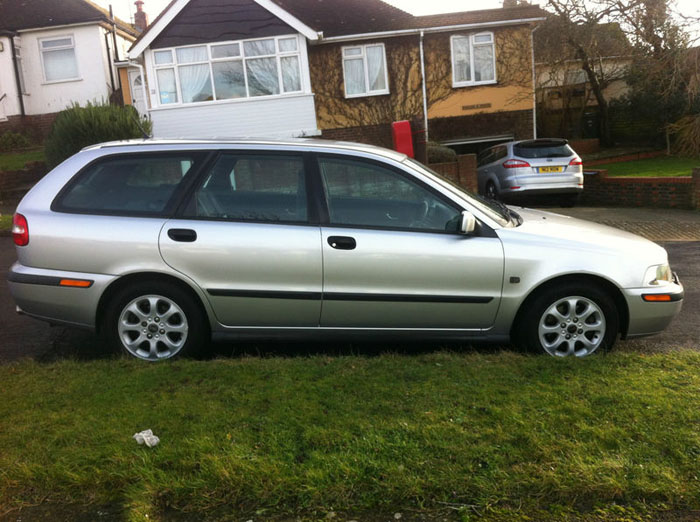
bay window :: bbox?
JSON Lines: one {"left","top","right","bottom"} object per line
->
{"left": 153, "top": 35, "right": 304, "bottom": 106}
{"left": 342, "top": 44, "right": 389, "bottom": 98}
{"left": 451, "top": 32, "right": 496, "bottom": 87}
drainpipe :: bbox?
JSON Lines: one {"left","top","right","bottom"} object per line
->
{"left": 6, "top": 32, "right": 25, "bottom": 116}
{"left": 530, "top": 25, "right": 539, "bottom": 139}
{"left": 419, "top": 30, "right": 429, "bottom": 143}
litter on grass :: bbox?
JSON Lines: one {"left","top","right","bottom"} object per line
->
{"left": 133, "top": 429, "right": 160, "bottom": 447}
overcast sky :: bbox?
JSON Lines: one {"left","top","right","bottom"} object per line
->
{"left": 97, "top": 0, "right": 699, "bottom": 37}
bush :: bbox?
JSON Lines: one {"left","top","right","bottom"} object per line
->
{"left": 0, "top": 131, "right": 31, "bottom": 152}
{"left": 668, "top": 114, "right": 700, "bottom": 157}
{"left": 44, "top": 102, "right": 152, "bottom": 168}
{"left": 426, "top": 141, "right": 457, "bottom": 163}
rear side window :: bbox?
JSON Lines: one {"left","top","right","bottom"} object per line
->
{"left": 55, "top": 153, "right": 202, "bottom": 215}
{"left": 183, "top": 153, "right": 308, "bottom": 223}
{"left": 513, "top": 141, "right": 574, "bottom": 159}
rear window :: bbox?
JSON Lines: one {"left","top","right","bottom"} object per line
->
{"left": 513, "top": 140, "right": 574, "bottom": 159}
{"left": 54, "top": 153, "right": 204, "bottom": 215}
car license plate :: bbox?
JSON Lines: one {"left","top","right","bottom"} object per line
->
{"left": 539, "top": 166, "right": 563, "bottom": 173}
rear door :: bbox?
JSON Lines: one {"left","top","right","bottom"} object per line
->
{"left": 316, "top": 154, "right": 504, "bottom": 329}
{"left": 159, "top": 151, "right": 322, "bottom": 327}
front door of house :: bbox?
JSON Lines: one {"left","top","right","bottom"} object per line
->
{"left": 128, "top": 70, "right": 146, "bottom": 116}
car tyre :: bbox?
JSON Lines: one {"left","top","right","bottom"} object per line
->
{"left": 516, "top": 282, "right": 618, "bottom": 357}
{"left": 101, "top": 281, "right": 207, "bottom": 361}
{"left": 486, "top": 181, "right": 499, "bottom": 200}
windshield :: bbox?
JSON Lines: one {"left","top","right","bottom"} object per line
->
{"left": 514, "top": 140, "right": 574, "bottom": 159}
{"left": 403, "top": 157, "right": 512, "bottom": 227}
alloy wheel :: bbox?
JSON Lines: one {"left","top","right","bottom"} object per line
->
{"left": 537, "top": 295, "right": 606, "bottom": 357}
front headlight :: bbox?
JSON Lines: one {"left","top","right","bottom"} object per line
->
{"left": 644, "top": 263, "right": 673, "bottom": 286}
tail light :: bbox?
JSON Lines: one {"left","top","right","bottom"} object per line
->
{"left": 503, "top": 159, "right": 531, "bottom": 169}
{"left": 569, "top": 158, "right": 583, "bottom": 166}
{"left": 12, "top": 213, "right": 29, "bottom": 246}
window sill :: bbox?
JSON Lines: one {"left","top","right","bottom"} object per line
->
{"left": 41, "top": 77, "right": 83, "bottom": 86}
{"left": 452, "top": 80, "right": 498, "bottom": 89}
{"left": 151, "top": 91, "right": 315, "bottom": 111}
{"left": 344, "top": 90, "right": 390, "bottom": 99}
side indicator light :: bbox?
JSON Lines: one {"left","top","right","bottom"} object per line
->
{"left": 59, "top": 279, "right": 92, "bottom": 288}
{"left": 642, "top": 294, "right": 672, "bottom": 302}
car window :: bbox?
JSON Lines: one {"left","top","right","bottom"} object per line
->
{"left": 56, "top": 153, "right": 202, "bottom": 214}
{"left": 494, "top": 146, "right": 508, "bottom": 161}
{"left": 477, "top": 148, "right": 493, "bottom": 167}
{"left": 318, "top": 156, "right": 461, "bottom": 232}
{"left": 183, "top": 153, "right": 308, "bottom": 223}
{"left": 513, "top": 140, "right": 574, "bottom": 159}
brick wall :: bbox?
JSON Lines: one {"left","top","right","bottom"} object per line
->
{"left": 581, "top": 169, "right": 694, "bottom": 209}
{"left": 428, "top": 109, "right": 534, "bottom": 143}
{"left": 0, "top": 113, "right": 58, "bottom": 141}
{"left": 429, "top": 154, "right": 477, "bottom": 193}
{"left": 569, "top": 138, "right": 600, "bottom": 155}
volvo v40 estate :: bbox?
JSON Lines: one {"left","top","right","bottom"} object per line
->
{"left": 8, "top": 139, "right": 682, "bottom": 361}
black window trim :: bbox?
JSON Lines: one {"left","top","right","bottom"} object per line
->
{"left": 172, "top": 149, "right": 321, "bottom": 226}
{"left": 312, "top": 152, "right": 494, "bottom": 237}
{"left": 51, "top": 150, "right": 216, "bottom": 218}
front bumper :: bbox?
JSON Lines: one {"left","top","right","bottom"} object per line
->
{"left": 7, "top": 262, "right": 116, "bottom": 329}
{"left": 623, "top": 273, "right": 684, "bottom": 338}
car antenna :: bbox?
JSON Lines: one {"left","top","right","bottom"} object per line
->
{"left": 132, "top": 112, "right": 151, "bottom": 140}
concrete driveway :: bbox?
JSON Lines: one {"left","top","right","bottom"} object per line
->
{"left": 1, "top": 207, "right": 698, "bottom": 361}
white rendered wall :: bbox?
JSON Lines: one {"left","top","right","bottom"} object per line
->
{"left": 0, "top": 36, "right": 21, "bottom": 119}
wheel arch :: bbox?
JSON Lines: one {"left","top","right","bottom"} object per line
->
{"left": 510, "top": 273, "right": 630, "bottom": 342}
{"left": 95, "top": 271, "right": 212, "bottom": 334}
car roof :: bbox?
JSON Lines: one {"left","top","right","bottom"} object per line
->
{"left": 82, "top": 138, "right": 408, "bottom": 162}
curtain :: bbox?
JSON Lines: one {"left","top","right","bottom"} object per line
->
{"left": 453, "top": 37, "right": 471, "bottom": 83}
{"left": 366, "top": 46, "right": 386, "bottom": 91}
{"left": 176, "top": 46, "right": 207, "bottom": 63}
{"left": 43, "top": 49, "right": 78, "bottom": 82}
{"left": 343, "top": 58, "right": 364, "bottom": 95}
{"left": 156, "top": 68, "right": 177, "bottom": 104}
{"left": 179, "top": 64, "right": 213, "bottom": 102}
{"left": 473, "top": 44, "right": 494, "bottom": 82}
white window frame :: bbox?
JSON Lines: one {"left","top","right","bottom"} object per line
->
{"left": 450, "top": 32, "right": 497, "bottom": 88}
{"left": 38, "top": 34, "right": 81, "bottom": 84}
{"left": 151, "top": 34, "right": 305, "bottom": 107}
{"left": 341, "top": 43, "right": 389, "bottom": 99}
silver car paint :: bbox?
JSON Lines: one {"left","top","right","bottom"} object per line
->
{"left": 8, "top": 139, "right": 682, "bottom": 344}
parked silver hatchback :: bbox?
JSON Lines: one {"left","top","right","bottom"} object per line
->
{"left": 477, "top": 139, "right": 584, "bottom": 205}
{"left": 8, "top": 139, "right": 682, "bottom": 361}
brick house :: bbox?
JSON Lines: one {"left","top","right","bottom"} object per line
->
{"left": 126, "top": 0, "right": 545, "bottom": 155}
{"left": 0, "top": 0, "right": 138, "bottom": 138}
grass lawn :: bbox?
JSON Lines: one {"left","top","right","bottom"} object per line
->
{"left": 0, "top": 214, "right": 11, "bottom": 231}
{"left": 3, "top": 351, "right": 700, "bottom": 521}
{"left": 593, "top": 155, "right": 700, "bottom": 177}
{"left": 0, "top": 148, "right": 45, "bottom": 172}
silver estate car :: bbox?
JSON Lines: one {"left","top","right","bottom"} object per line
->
{"left": 477, "top": 139, "right": 584, "bottom": 205}
{"left": 8, "top": 139, "right": 682, "bottom": 361}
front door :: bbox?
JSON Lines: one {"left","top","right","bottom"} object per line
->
{"left": 128, "top": 70, "right": 146, "bottom": 116}
{"left": 317, "top": 154, "right": 504, "bottom": 329}
{"left": 159, "top": 152, "right": 322, "bottom": 327}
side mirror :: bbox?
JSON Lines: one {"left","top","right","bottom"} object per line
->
{"left": 459, "top": 210, "right": 476, "bottom": 235}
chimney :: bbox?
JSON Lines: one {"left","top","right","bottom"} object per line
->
{"left": 502, "top": 0, "right": 518, "bottom": 6}
{"left": 134, "top": 0, "right": 148, "bottom": 32}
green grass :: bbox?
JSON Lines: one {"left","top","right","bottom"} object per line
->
{"left": 3, "top": 351, "right": 700, "bottom": 521}
{"left": 594, "top": 155, "right": 700, "bottom": 177}
{"left": 0, "top": 214, "right": 11, "bottom": 231}
{"left": 0, "top": 148, "right": 44, "bottom": 172}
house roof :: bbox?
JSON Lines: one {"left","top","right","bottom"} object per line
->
{"left": 129, "top": 0, "right": 545, "bottom": 56}
{"left": 0, "top": 0, "right": 138, "bottom": 36}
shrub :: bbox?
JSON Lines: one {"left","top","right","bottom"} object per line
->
{"left": 0, "top": 131, "right": 31, "bottom": 152}
{"left": 426, "top": 141, "right": 457, "bottom": 164}
{"left": 44, "top": 102, "right": 152, "bottom": 168}
{"left": 668, "top": 114, "right": 700, "bottom": 157}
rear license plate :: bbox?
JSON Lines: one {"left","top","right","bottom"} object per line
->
{"left": 538, "top": 166, "right": 563, "bottom": 173}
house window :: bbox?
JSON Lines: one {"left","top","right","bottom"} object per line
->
{"left": 451, "top": 33, "right": 496, "bottom": 87}
{"left": 342, "top": 44, "right": 389, "bottom": 98}
{"left": 40, "top": 35, "right": 79, "bottom": 82}
{"left": 152, "top": 35, "right": 303, "bottom": 106}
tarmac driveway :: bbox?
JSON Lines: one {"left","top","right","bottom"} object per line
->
{"left": 1, "top": 207, "right": 698, "bottom": 361}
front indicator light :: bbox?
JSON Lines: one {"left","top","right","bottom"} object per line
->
{"left": 642, "top": 294, "right": 672, "bottom": 302}
{"left": 59, "top": 279, "right": 93, "bottom": 288}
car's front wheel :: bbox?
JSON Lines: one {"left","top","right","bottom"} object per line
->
{"left": 517, "top": 283, "right": 619, "bottom": 357}
{"left": 485, "top": 181, "right": 499, "bottom": 200}
{"left": 102, "top": 281, "right": 207, "bottom": 361}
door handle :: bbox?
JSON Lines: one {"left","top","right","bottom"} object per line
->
{"left": 327, "top": 236, "right": 356, "bottom": 250}
{"left": 167, "top": 228, "right": 197, "bottom": 242}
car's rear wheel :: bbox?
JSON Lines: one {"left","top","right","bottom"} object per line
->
{"left": 486, "top": 181, "right": 499, "bottom": 200}
{"left": 517, "top": 283, "right": 618, "bottom": 357}
{"left": 102, "top": 282, "right": 207, "bottom": 361}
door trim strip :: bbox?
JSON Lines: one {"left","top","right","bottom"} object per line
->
{"left": 206, "top": 289, "right": 492, "bottom": 304}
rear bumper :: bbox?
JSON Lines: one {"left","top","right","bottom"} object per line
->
{"left": 502, "top": 183, "right": 584, "bottom": 196}
{"left": 7, "top": 262, "right": 116, "bottom": 329}
{"left": 623, "top": 276, "right": 684, "bottom": 338}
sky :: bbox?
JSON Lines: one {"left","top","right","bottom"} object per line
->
{"left": 96, "top": 0, "right": 699, "bottom": 37}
